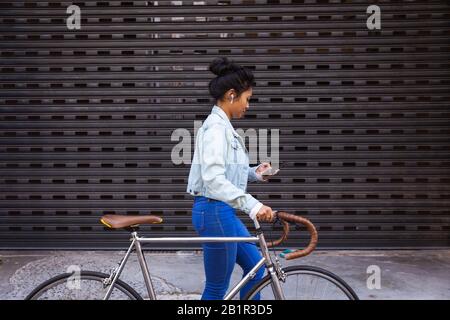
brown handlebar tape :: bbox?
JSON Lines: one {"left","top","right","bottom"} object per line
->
{"left": 265, "top": 211, "right": 318, "bottom": 260}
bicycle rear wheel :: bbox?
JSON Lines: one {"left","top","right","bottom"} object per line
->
{"left": 25, "top": 271, "right": 143, "bottom": 300}
{"left": 243, "top": 265, "right": 358, "bottom": 300}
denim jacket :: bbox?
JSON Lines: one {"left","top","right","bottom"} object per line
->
{"left": 186, "top": 105, "right": 262, "bottom": 217}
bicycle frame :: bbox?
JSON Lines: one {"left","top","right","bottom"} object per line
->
{"left": 103, "top": 219, "right": 286, "bottom": 300}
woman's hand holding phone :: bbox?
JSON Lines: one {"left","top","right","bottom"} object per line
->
{"left": 256, "top": 162, "right": 280, "bottom": 181}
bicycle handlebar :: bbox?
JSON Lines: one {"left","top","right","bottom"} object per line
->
{"left": 264, "top": 211, "right": 318, "bottom": 260}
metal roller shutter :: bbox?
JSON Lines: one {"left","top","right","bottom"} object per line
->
{"left": 0, "top": 0, "right": 449, "bottom": 249}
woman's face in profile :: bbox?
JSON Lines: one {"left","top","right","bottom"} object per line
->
{"left": 230, "top": 88, "right": 252, "bottom": 119}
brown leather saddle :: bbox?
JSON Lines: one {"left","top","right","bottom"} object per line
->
{"left": 100, "top": 214, "right": 163, "bottom": 229}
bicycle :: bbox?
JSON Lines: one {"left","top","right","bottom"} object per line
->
{"left": 25, "top": 211, "right": 359, "bottom": 300}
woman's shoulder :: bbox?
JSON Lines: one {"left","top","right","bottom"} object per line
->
{"left": 201, "top": 118, "right": 234, "bottom": 144}
{"left": 203, "top": 113, "right": 228, "bottom": 131}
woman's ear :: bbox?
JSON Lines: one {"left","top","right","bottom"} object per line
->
{"left": 227, "top": 90, "right": 235, "bottom": 103}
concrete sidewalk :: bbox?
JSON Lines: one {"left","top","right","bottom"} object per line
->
{"left": 0, "top": 250, "right": 449, "bottom": 300}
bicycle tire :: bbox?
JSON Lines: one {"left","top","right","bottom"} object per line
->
{"left": 243, "top": 265, "right": 359, "bottom": 300}
{"left": 25, "top": 270, "right": 143, "bottom": 300}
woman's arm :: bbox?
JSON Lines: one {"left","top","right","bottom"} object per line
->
{"left": 248, "top": 165, "right": 262, "bottom": 183}
{"left": 249, "top": 162, "right": 274, "bottom": 183}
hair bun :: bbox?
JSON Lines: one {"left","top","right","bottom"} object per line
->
{"left": 209, "top": 57, "right": 240, "bottom": 77}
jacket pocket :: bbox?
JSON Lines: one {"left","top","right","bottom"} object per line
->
{"left": 231, "top": 137, "right": 240, "bottom": 150}
{"left": 230, "top": 136, "right": 241, "bottom": 164}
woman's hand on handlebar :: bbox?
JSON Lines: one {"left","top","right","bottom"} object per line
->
{"left": 256, "top": 205, "right": 275, "bottom": 222}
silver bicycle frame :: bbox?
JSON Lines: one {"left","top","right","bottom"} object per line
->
{"left": 103, "top": 219, "right": 286, "bottom": 300}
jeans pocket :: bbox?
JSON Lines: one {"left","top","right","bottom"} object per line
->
{"left": 192, "top": 210, "right": 205, "bottom": 233}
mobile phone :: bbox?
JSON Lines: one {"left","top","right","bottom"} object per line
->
{"left": 260, "top": 167, "right": 280, "bottom": 176}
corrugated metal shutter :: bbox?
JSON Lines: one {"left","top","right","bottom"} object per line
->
{"left": 1, "top": 0, "right": 449, "bottom": 249}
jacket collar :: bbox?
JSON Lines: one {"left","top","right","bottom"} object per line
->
{"left": 211, "top": 105, "right": 231, "bottom": 125}
{"left": 211, "top": 105, "right": 237, "bottom": 134}
{"left": 211, "top": 104, "right": 247, "bottom": 151}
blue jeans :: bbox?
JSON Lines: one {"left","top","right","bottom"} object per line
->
{"left": 191, "top": 196, "right": 265, "bottom": 300}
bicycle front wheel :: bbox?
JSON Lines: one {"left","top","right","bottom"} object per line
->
{"left": 25, "top": 271, "right": 143, "bottom": 300}
{"left": 244, "top": 265, "right": 359, "bottom": 300}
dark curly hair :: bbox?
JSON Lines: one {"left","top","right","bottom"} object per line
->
{"left": 208, "top": 57, "right": 255, "bottom": 102}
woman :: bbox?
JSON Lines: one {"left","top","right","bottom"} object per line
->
{"left": 186, "top": 57, "right": 276, "bottom": 300}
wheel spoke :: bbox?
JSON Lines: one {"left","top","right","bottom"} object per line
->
{"left": 245, "top": 266, "right": 358, "bottom": 300}
{"left": 26, "top": 272, "right": 142, "bottom": 300}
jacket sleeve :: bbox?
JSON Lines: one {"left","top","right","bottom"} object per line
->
{"left": 199, "top": 124, "right": 261, "bottom": 216}
{"left": 248, "top": 164, "right": 263, "bottom": 183}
